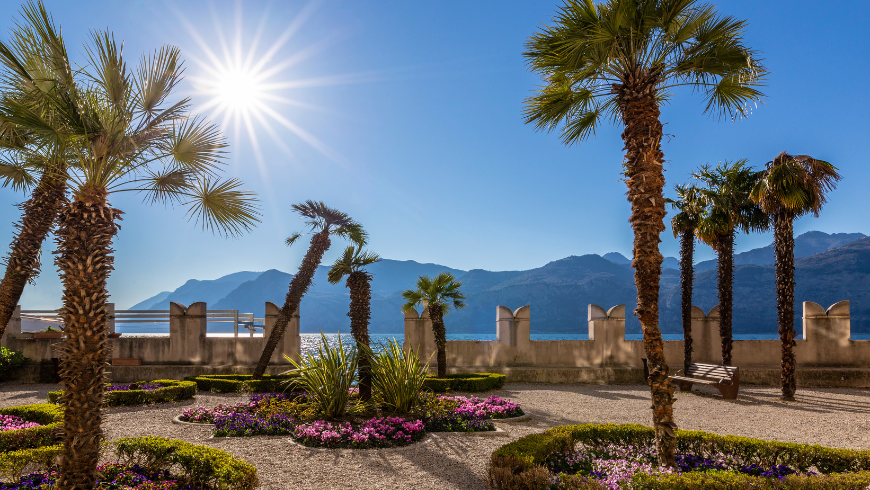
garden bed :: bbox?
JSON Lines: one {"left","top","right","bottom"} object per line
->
{"left": 183, "top": 374, "right": 298, "bottom": 393}
{"left": 0, "top": 404, "right": 62, "bottom": 453}
{"left": 422, "top": 372, "right": 506, "bottom": 392}
{"left": 489, "top": 423, "right": 870, "bottom": 489}
{"left": 47, "top": 380, "right": 196, "bottom": 407}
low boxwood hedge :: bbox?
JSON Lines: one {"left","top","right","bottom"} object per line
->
{"left": 423, "top": 373, "right": 505, "bottom": 392}
{"left": 0, "top": 444, "right": 61, "bottom": 483}
{"left": 183, "top": 373, "right": 298, "bottom": 394}
{"left": 115, "top": 436, "right": 258, "bottom": 489}
{"left": 47, "top": 379, "right": 196, "bottom": 406}
{"left": 0, "top": 404, "right": 63, "bottom": 454}
{"left": 489, "top": 423, "right": 870, "bottom": 490}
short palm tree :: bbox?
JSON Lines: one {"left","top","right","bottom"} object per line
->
{"left": 0, "top": 7, "right": 260, "bottom": 487}
{"left": 327, "top": 246, "right": 380, "bottom": 402}
{"left": 252, "top": 201, "right": 366, "bottom": 378}
{"left": 694, "top": 161, "right": 769, "bottom": 366}
{"left": 401, "top": 272, "right": 466, "bottom": 378}
{"left": 523, "top": 0, "right": 765, "bottom": 465}
{"left": 666, "top": 184, "right": 703, "bottom": 373}
{"left": 751, "top": 151, "right": 840, "bottom": 400}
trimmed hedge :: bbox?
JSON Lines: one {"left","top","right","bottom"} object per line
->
{"left": 0, "top": 444, "right": 61, "bottom": 483}
{"left": 114, "top": 436, "right": 258, "bottom": 490}
{"left": 0, "top": 404, "right": 63, "bottom": 453}
{"left": 47, "top": 379, "right": 196, "bottom": 406}
{"left": 489, "top": 424, "right": 870, "bottom": 489}
{"left": 184, "top": 373, "right": 298, "bottom": 394}
{"left": 423, "top": 373, "right": 505, "bottom": 392}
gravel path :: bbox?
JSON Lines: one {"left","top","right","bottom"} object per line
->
{"left": 2, "top": 382, "right": 869, "bottom": 489}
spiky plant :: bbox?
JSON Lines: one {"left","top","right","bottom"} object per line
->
{"left": 523, "top": 0, "right": 766, "bottom": 466}
{"left": 327, "top": 246, "right": 380, "bottom": 402}
{"left": 401, "top": 272, "right": 466, "bottom": 378}
{"left": 694, "top": 160, "right": 769, "bottom": 366}
{"left": 666, "top": 184, "right": 703, "bottom": 373}
{"left": 252, "top": 201, "right": 366, "bottom": 379}
{"left": 751, "top": 151, "right": 840, "bottom": 400}
{"left": 0, "top": 4, "right": 260, "bottom": 487}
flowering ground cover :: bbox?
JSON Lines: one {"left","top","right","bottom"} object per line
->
{"left": 293, "top": 417, "right": 426, "bottom": 449}
{"left": 441, "top": 395, "right": 524, "bottom": 419}
{"left": 0, "top": 463, "right": 194, "bottom": 490}
{"left": 213, "top": 413, "right": 297, "bottom": 437}
{"left": 0, "top": 415, "right": 39, "bottom": 432}
{"left": 545, "top": 444, "right": 802, "bottom": 489}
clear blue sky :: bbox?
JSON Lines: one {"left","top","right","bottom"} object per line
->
{"left": 3, "top": 0, "right": 868, "bottom": 309}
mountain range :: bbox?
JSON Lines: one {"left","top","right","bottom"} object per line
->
{"left": 131, "top": 231, "right": 869, "bottom": 336}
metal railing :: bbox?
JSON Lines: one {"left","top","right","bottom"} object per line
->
{"left": 19, "top": 308, "right": 265, "bottom": 337}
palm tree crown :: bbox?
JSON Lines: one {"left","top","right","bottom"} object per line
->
{"left": 668, "top": 183, "right": 703, "bottom": 239}
{"left": 694, "top": 160, "right": 769, "bottom": 247}
{"left": 523, "top": 0, "right": 766, "bottom": 144}
{"left": 286, "top": 200, "right": 366, "bottom": 248}
{"left": 401, "top": 272, "right": 467, "bottom": 316}
{"left": 751, "top": 151, "right": 841, "bottom": 218}
{"left": 327, "top": 246, "right": 380, "bottom": 285}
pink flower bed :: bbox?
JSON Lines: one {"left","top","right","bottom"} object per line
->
{"left": 0, "top": 414, "right": 40, "bottom": 431}
{"left": 179, "top": 400, "right": 258, "bottom": 424}
{"left": 441, "top": 395, "right": 524, "bottom": 419}
{"left": 293, "top": 416, "right": 426, "bottom": 448}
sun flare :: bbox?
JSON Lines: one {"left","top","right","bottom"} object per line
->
{"left": 212, "top": 70, "right": 264, "bottom": 112}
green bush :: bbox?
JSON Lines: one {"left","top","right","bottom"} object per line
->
{"left": 183, "top": 373, "right": 299, "bottom": 393}
{"left": 0, "top": 404, "right": 63, "bottom": 453}
{"left": 47, "top": 380, "right": 196, "bottom": 406}
{"left": 423, "top": 372, "right": 505, "bottom": 393}
{"left": 366, "top": 338, "right": 429, "bottom": 413}
{"left": 114, "top": 436, "right": 258, "bottom": 490}
{"left": 489, "top": 424, "right": 870, "bottom": 489}
{"left": 631, "top": 470, "right": 870, "bottom": 489}
{"left": 0, "top": 347, "right": 26, "bottom": 381}
{"left": 0, "top": 444, "right": 62, "bottom": 482}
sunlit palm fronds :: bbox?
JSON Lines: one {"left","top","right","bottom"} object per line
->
{"left": 327, "top": 246, "right": 380, "bottom": 285}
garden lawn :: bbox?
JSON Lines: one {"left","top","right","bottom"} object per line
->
{"left": 1, "top": 383, "right": 868, "bottom": 490}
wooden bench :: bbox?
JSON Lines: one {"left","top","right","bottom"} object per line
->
{"left": 669, "top": 363, "right": 740, "bottom": 400}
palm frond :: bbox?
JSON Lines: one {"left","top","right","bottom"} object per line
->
{"left": 132, "top": 166, "right": 190, "bottom": 205}
{"left": 182, "top": 177, "right": 261, "bottom": 238}
{"left": 0, "top": 156, "right": 39, "bottom": 191}
{"left": 160, "top": 116, "right": 227, "bottom": 176}
{"left": 285, "top": 232, "right": 303, "bottom": 247}
{"left": 133, "top": 45, "right": 183, "bottom": 116}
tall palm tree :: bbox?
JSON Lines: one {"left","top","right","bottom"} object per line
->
{"left": 751, "top": 151, "right": 840, "bottom": 400}
{"left": 0, "top": 7, "right": 260, "bottom": 487}
{"left": 666, "top": 184, "right": 702, "bottom": 373}
{"left": 252, "top": 201, "right": 365, "bottom": 379}
{"left": 694, "top": 160, "right": 769, "bottom": 366}
{"left": 327, "top": 246, "right": 380, "bottom": 402}
{"left": 401, "top": 272, "right": 466, "bottom": 378}
{"left": 523, "top": 0, "right": 766, "bottom": 465}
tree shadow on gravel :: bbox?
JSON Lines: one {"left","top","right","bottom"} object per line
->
{"left": 677, "top": 386, "right": 870, "bottom": 414}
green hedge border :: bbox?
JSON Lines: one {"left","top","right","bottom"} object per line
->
{"left": 0, "top": 404, "right": 62, "bottom": 453}
{"left": 423, "top": 373, "right": 505, "bottom": 392}
{"left": 47, "top": 380, "right": 196, "bottom": 407}
{"left": 0, "top": 437, "right": 258, "bottom": 489}
{"left": 489, "top": 424, "right": 870, "bottom": 490}
{"left": 183, "top": 373, "right": 298, "bottom": 394}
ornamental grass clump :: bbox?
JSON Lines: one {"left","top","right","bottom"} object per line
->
{"left": 285, "top": 333, "right": 358, "bottom": 419}
{"left": 365, "top": 338, "right": 429, "bottom": 414}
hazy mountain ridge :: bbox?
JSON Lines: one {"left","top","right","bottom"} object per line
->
{"left": 131, "top": 231, "right": 868, "bottom": 335}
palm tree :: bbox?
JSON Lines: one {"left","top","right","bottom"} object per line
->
{"left": 751, "top": 151, "right": 840, "bottom": 400}
{"left": 401, "top": 272, "right": 466, "bottom": 378}
{"left": 694, "top": 160, "right": 769, "bottom": 366}
{"left": 327, "top": 246, "right": 380, "bottom": 402}
{"left": 0, "top": 7, "right": 260, "bottom": 487}
{"left": 252, "top": 201, "right": 365, "bottom": 379}
{"left": 666, "top": 184, "right": 702, "bottom": 373}
{"left": 523, "top": 0, "right": 766, "bottom": 465}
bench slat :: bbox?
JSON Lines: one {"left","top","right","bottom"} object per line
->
{"left": 669, "top": 375, "right": 719, "bottom": 386}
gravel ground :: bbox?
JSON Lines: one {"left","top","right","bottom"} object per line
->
{"left": 2, "top": 382, "right": 869, "bottom": 489}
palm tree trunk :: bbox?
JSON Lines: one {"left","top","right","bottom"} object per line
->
{"left": 347, "top": 270, "right": 372, "bottom": 402}
{"left": 774, "top": 212, "right": 797, "bottom": 400}
{"left": 679, "top": 230, "right": 694, "bottom": 373}
{"left": 615, "top": 71, "right": 677, "bottom": 467}
{"left": 0, "top": 164, "right": 66, "bottom": 338}
{"left": 253, "top": 231, "right": 331, "bottom": 379}
{"left": 716, "top": 232, "right": 734, "bottom": 365}
{"left": 428, "top": 303, "right": 447, "bottom": 378}
{"left": 54, "top": 187, "right": 120, "bottom": 489}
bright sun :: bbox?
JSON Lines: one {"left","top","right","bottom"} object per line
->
{"left": 214, "top": 70, "right": 264, "bottom": 111}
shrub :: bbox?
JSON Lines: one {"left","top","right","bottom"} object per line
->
{"left": 0, "top": 444, "right": 62, "bottom": 483}
{"left": 0, "top": 404, "right": 63, "bottom": 453}
{"left": 367, "top": 338, "right": 429, "bottom": 413}
{"left": 0, "top": 348, "right": 26, "bottom": 381}
{"left": 47, "top": 380, "right": 196, "bottom": 406}
{"left": 183, "top": 373, "right": 299, "bottom": 394}
{"left": 423, "top": 372, "right": 505, "bottom": 393}
{"left": 489, "top": 424, "right": 870, "bottom": 490}
{"left": 286, "top": 333, "right": 357, "bottom": 419}
{"left": 113, "top": 436, "right": 258, "bottom": 490}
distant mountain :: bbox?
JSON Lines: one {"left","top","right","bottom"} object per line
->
{"left": 603, "top": 251, "right": 679, "bottom": 270}
{"left": 129, "top": 231, "right": 868, "bottom": 336}
{"left": 130, "top": 291, "right": 172, "bottom": 310}
{"left": 694, "top": 231, "right": 866, "bottom": 272}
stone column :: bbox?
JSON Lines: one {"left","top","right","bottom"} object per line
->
{"left": 3, "top": 305, "right": 21, "bottom": 342}
{"left": 496, "top": 305, "right": 514, "bottom": 346}
{"left": 588, "top": 304, "right": 608, "bottom": 366}
{"left": 169, "top": 302, "right": 207, "bottom": 364}
{"left": 801, "top": 300, "right": 850, "bottom": 366}
{"left": 603, "top": 305, "right": 626, "bottom": 366}
{"left": 403, "top": 307, "right": 435, "bottom": 362}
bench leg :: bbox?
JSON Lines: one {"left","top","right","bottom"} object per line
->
{"left": 716, "top": 383, "right": 739, "bottom": 400}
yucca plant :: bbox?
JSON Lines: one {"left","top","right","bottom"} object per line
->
{"left": 364, "top": 339, "right": 430, "bottom": 414}
{"left": 284, "top": 333, "right": 358, "bottom": 419}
